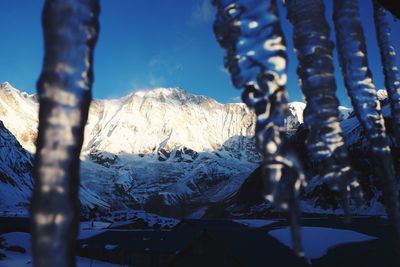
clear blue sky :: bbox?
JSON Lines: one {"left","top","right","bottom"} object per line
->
{"left": 0, "top": 0, "right": 399, "bottom": 106}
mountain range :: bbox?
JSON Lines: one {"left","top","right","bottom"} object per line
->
{"left": 0, "top": 82, "right": 387, "bottom": 217}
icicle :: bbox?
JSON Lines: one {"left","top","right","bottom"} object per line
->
{"left": 213, "top": 0, "right": 306, "bottom": 256}
{"left": 31, "top": 1, "right": 100, "bottom": 267}
{"left": 286, "top": 0, "right": 362, "bottom": 216}
{"left": 374, "top": 2, "right": 400, "bottom": 149}
{"left": 333, "top": 0, "right": 400, "bottom": 253}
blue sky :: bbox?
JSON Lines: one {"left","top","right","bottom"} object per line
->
{"left": 0, "top": 0, "right": 399, "bottom": 106}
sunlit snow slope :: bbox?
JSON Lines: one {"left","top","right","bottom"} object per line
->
{"left": 0, "top": 83, "right": 261, "bottom": 215}
{"left": 0, "top": 82, "right": 346, "bottom": 216}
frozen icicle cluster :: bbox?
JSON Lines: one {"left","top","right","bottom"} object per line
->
{"left": 333, "top": 0, "right": 400, "bottom": 250}
{"left": 31, "top": 1, "right": 100, "bottom": 267}
{"left": 334, "top": 0, "right": 391, "bottom": 155}
{"left": 213, "top": 0, "right": 305, "bottom": 255}
{"left": 374, "top": 2, "right": 400, "bottom": 148}
{"left": 286, "top": 0, "right": 362, "bottom": 214}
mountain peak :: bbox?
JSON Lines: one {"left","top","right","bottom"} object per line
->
{"left": 0, "top": 82, "right": 37, "bottom": 103}
{"left": 130, "top": 87, "right": 187, "bottom": 97}
{"left": 0, "top": 81, "right": 13, "bottom": 90}
{"left": 125, "top": 87, "right": 215, "bottom": 105}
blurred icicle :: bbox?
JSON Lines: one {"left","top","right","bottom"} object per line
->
{"left": 213, "top": 0, "right": 306, "bottom": 256}
{"left": 286, "top": 0, "right": 362, "bottom": 216}
{"left": 374, "top": 2, "right": 400, "bottom": 149}
{"left": 31, "top": 1, "right": 100, "bottom": 267}
{"left": 333, "top": 0, "right": 400, "bottom": 253}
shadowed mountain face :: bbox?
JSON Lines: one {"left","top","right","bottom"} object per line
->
{"left": 227, "top": 93, "right": 398, "bottom": 217}
{"left": 0, "top": 82, "right": 375, "bottom": 217}
{"left": 0, "top": 120, "right": 33, "bottom": 213}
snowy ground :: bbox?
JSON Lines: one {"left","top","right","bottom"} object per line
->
{"left": 269, "top": 227, "right": 377, "bottom": 262}
{"left": 0, "top": 232, "right": 120, "bottom": 267}
{"left": 0, "top": 217, "right": 394, "bottom": 266}
{"left": 235, "top": 219, "right": 379, "bottom": 262}
{"left": 0, "top": 212, "right": 178, "bottom": 266}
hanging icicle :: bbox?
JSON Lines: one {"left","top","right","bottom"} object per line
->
{"left": 213, "top": 0, "right": 306, "bottom": 256}
{"left": 333, "top": 0, "right": 400, "bottom": 253}
{"left": 31, "top": 1, "right": 100, "bottom": 267}
{"left": 286, "top": 0, "right": 362, "bottom": 214}
{"left": 374, "top": 1, "right": 400, "bottom": 149}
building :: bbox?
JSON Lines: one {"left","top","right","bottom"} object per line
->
{"left": 78, "top": 219, "right": 309, "bottom": 267}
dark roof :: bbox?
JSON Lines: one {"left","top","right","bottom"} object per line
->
{"left": 78, "top": 230, "right": 200, "bottom": 253}
{"left": 172, "top": 229, "right": 309, "bottom": 267}
{"left": 170, "top": 230, "right": 246, "bottom": 267}
{"left": 209, "top": 230, "right": 309, "bottom": 267}
{"left": 173, "top": 219, "right": 246, "bottom": 230}
{"left": 0, "top": 217, "right": 30, "bottom": 233}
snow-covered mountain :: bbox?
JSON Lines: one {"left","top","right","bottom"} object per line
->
{"left": 0, "top": 120, "right": 33, "bottom": 212}
{"left": 0, "top": 82, "right": 262, "bottom": 216}
{"left": 0, "top": 82, "right": 256, "bottom": 154}
{"left": 0, "top": 82, "right": 362, "bottom": 217}
{"left": 0, "top": 82, "right": 313, "bottom": 155}
{"left": 285, "top": 101, "right": 306, "bottom": 135}
{"left": 285, "top": 101, "right": 353, "bottom": 135}
{"left": 0, "top": 82, "right": 38, "bottom": 153}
